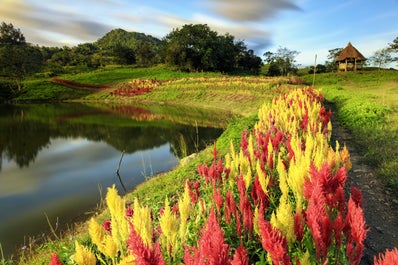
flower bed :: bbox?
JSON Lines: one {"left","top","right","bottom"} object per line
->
{"left": 110, "top": 79, "right": 162, "bottom": 97}
{"left": 49, "top": 88, "right": 397, "bottom": 265}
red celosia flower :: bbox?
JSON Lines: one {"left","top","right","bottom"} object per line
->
{"left": 304, "top": 181, "right": 332, "bottom": 261}
{"left": 350, "top": 185, "right": 363, "bottom": 207}
{"left": 225, "top": 190, "right": 237, "bottom": 224}
{"left": 333, "top": 212, "right": 345, "bottom": 247}
{"left": 49, "top": 253, "right": 63, "bottom": 265}
{"left": 345, "top": 196, "right": 369, "bottom": 265}
{"left": 294, "top": 211, "right": 305, "bottom": 243}
{"left": 374, "top": 248, "right": 398, "bottom": 265}
{"left": 213, "top": 186, "right": 223, "bottom": 212}
{"left": 102, "top": 219, "right": 111, "bottom": 233}
{"left": 231, "top": 245, "right": 249, "bottom": 265}
{"left": 251, "top": 175, "right": 268, "bottom": 207}
{"left": 127, "top": 224, "right": 166, "bottom": 265}
{"left": 183, "top": 207, "right": 230, "bottom": 265}
{"left": 258, "top": 210, "right": 292, "bottom": 265}
{"left": 126, "top": 204, "right": 134, "bottom": 217}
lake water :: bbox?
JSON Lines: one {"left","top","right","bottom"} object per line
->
{"left": 0, "top": 102, "right": 230, "bottom": 258}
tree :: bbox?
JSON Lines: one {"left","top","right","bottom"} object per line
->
{"left": 0, "top": 22, "right": 43, "bottom": 92}
{"left": 308, "top": 64, "right": 326, "bottom": 74}
{"left": 262, "top": 47, "right": 299, "bottom": 76}
{"left": 161, "top": 24, "right": 249, "bottom": 73}
{"left": 324, "top": 48, "right": 343, "bottom": 72}
{"left": 369, "top": 48, "right": 393, "bottom": 69}
{"left": 388, "top": 37, "right": 398, "bottom": 64}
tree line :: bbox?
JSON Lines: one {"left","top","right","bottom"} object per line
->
{"left": 1, "top": 21, "right": 398, "bottom": 99}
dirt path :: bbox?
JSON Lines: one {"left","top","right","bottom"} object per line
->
{"left": 330, "top": 112, "right": 398, "bottom": 264}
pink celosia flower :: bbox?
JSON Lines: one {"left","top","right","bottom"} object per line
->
{"left": 345, "top": 196, "right": 369, "bottom": 265}
{"left": 374, "top": 248, "right": 398, "bottom": 265}
{"left": 183, "top": 207, "right": 230, "bottom": 265}
{"left": 258, "top": 210, "right": 292, "bottom": 265}
{"left": 127, "top": 224, "right": 166, "bottom": 265}
{"left": 49, "top": 253, "right": 63, "bottom": 265}
{"left": 231, "top": 245, "right": 249, "bottom": 265}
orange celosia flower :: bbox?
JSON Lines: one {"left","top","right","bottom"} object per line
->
{"left": 374, "top": 248, "right": 398, "bottom": 265}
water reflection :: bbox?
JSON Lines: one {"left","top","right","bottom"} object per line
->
{"left": 0, "top": 102, "right": 231, "bottom": 258}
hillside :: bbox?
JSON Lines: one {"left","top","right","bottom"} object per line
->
{"left": 95, "top": 28, "right": 162, "bottom": 49}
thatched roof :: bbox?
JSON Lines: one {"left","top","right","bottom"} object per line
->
{"left": 335, "top": 42, "right": 366, "bottom": 62}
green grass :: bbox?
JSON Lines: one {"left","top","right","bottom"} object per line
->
{"left": 302, "top": 69, "right": 398, "bottom": 193}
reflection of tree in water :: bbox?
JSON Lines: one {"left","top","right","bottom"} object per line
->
{"left": 0, "top": 104, "right": 223, "bottom": 169}
{"left": 0, "top": 106, "right": 51, "bottom": 169}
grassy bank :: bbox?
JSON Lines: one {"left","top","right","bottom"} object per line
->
{"left": 303, "top": 70, "right": 398, "bottom": 192}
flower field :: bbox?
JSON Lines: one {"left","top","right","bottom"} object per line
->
{"left": 48, "top": 88, "right": 398, "bottom": 264}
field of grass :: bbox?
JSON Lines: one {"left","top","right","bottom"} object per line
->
{"left": 302, "top": 70, "right": 398, "bottom": 192}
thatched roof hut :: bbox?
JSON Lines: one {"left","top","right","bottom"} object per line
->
{"left": 335, "top": 42, "right": 366, "bottom": 71}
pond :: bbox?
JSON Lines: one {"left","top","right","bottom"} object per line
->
{"left": 0, "top": 102, "right": 232, "bottom": 258}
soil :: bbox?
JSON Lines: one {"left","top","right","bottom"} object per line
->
{"left": 330, "top": 111, "right": 398, "bottom": 264}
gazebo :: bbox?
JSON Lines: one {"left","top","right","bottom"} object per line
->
{"left": 335, "top": 42, "right": 366, "bottom": 72}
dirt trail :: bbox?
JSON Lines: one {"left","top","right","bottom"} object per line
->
{"left": 330, "top": 112, "right": 398, "bottom": 264}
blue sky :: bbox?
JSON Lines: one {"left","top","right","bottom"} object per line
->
{"left": 1, "top": 0, "right": 398, "bottom": 66}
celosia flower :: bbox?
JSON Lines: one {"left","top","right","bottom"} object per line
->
{"left": 102, "top": 219, "right": 111, "bottom": 233}
{"left": 106, "top": 185, "right": 129, "bottom": 250}
{"left": 294, "top": 211, "right": 305, "bottom": 243}
{"left": 231, "top": 245, "right": 249, "bottom": 265}
{"left": 49, "top": 253, "right": 63, "bottom": 265}
{"left": 127, "top": 223, "right": 166, "bottom": 265}
{"left": 258, "top": 209, "right": 292, "bottom": 265}
{"left": 159, "top": 197, "right": 179, "bottom": 258}
{"left": 304, "top": 181, "right": 332, "bottom": 261}
{"left": 345, "top": 196, "right": 369, "bottom": 265}
{"left": 183, "top": 207, "right": 230, "bottom": 265}
{"left": 374, "top": 248, "right": 398, "bottom": 265}
{"left": 225, "top": 190, "right": 237, "bottom": 224}
{"left": 213, "top": 186, "right": 223, "bottom": 212}
{"left": 74, "top": 241, "right": 96, "bottom": 265}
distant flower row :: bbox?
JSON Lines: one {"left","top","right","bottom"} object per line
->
{"left": 110, "top": 79, "right": 162, "bottom": 97}
{"left": 49, "top": 88, "right": 397, "bottom": 265}
{"left": 51, "top": 78, "right": 111, "bottom": 89}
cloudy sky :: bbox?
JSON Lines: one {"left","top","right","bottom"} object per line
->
{"left": 1, "top": 0, "right": 398, "bottom": 66}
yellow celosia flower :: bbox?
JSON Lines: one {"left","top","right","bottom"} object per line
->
{"left": 132, "top": 198, "right": 153, "bottom": 247}
{"left": 117, "top": 255, "right": 135, "bottom": 265}
{"left": 253, "top": 206, "right": 260, "bottom": 236}
{"left": 74, "top": 241, "right": 96, "bottom": 265}
{"left": 88, "top": 217, "right": 105, "bottom": 251}
{"left": 103, "top": 235, "right": 118, "bottom": 259}
{"left": 179, "top": 181, "right": 191, "bottom": 242}
{"left": 298, "top": 250, "right": 311, "bottom": 265}
{"left": 106, "top": 185, "right": 129, "bottom": 251}
{"left": 159, "top": 197, "right": 179, "bottom": 257}
{"left": 270, "top": 195, "right": 295, "bottom": 243}
{"left": 256, "top": 161, "right": 269, "bottom": 195}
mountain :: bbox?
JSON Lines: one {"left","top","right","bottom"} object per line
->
{"left": 95, "top": 28, "right": 162, "bottom": 49}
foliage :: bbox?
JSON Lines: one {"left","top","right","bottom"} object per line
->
{"left": 324, "top": 48, "right": 343, "bottom": 72}
{"left": 161, "top": 24, "right": 261, "bottom": 73}
{"left": 263, "top": 47, "right": 299, "bottom": 76}
{"left": 0, "top": 22, "right": 43, "bottom": 92}
{"left": 368, "top": 48, "right": 394, "bottom": 69}
{"left": 48, "top": 88, "right": 381, "bottom": 265}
